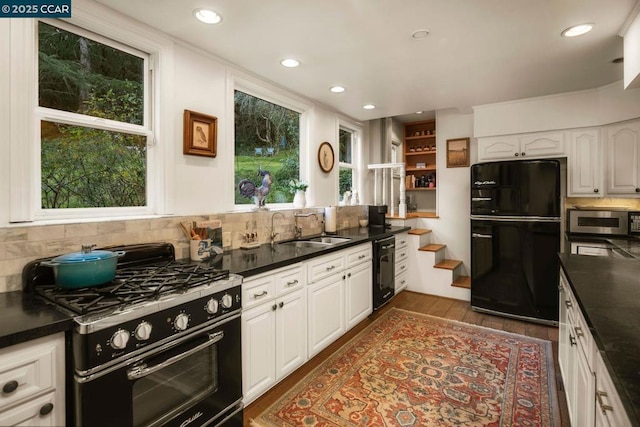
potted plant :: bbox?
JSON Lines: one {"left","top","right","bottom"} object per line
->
{"left": 288, "top": 179, "right": 308, "bottom": 208}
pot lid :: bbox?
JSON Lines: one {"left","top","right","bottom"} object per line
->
{"left": 51, "top": 249, "right": 118, "bottom": 264}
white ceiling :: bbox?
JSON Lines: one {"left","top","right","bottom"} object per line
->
{"left": 96, "top": 0, "right": 636, "bottom": 122}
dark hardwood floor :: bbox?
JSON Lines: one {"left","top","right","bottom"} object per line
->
{"left": 243, "top": 290, "right": 570, "bottom": 426}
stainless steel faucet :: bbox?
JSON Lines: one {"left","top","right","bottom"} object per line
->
{"left": 270, "top": 212, "right": 285, "bottom": 247}
{"left": 294, "top": 212, "right": 318, "bottom": 239}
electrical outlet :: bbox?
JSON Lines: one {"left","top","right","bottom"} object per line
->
{"left": 222, "top": 231, "right": 231, "bottom": 247}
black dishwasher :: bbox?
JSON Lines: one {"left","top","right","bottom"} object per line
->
{"left": 373, "top": 235, "right": 395, "bottom": 310}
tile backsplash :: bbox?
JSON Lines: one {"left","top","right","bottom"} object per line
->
{"left": 0, "top": 206, "right": 367, "bottom": 293}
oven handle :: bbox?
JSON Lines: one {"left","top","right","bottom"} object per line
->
{"left": 126, "top": 331, "right": 224, "bottom": 381}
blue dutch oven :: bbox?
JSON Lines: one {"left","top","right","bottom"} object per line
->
{"left": 42, "top": 245, "right": 126, "bottom": 289}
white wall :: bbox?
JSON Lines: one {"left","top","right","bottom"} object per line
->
{"left": 419, "top": 108, "right": 475, "bottom": 280}
{"left": 0, "top": 6, "right": 358, "bottom": 227}
{"left": 473, "top": 81, "right": 640, "bottom": 137}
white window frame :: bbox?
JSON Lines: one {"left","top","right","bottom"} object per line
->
{"left": 9, "top": 1, "right": 174, "bottom": 222}
{"left": 337, "top": 118, "right": 362, "bottom": 202}
{"left": 231, "top": 73, "right": 311, "bottom": 211}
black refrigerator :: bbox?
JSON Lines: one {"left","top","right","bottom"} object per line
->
{"left": 470, "top": 159, "right": 560, "bottom": 325}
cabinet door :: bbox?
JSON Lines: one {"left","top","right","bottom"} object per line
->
{"left": 606, "top": 121, "right": 640, "bottom": 195}
{"left": 565, "top": 311, "right": 578, "bottom": 425}
{"left": 308, "top": 275, "right": 345, "bottom": 357}
{"left": 558, "top": 279, "right": 571, "bottom": 383}
{"left": 519, "top": 131, "right": 565, "bottom": 158}
{"left": 276, "top": 290, "right": 307, "bottom": 381}
{"left": 595, "top": 352, "right": 633, "bottom": 427}
{"left": 568, "top": 128, "right": 603, "bottom": 196}
{"left": 345, "top": 262, "right": 372, "bottom": 331}
{"left": 395, "top": 270, "right": 408, "bottom": 293}
{"left": 242, "top": 302, "right": 276, "bottom": 404}
{"left": 477, "top": 135, "right": 520, "bottom": 161}
{"left": 574, "top": 342, "right": 596, "bottom": 427}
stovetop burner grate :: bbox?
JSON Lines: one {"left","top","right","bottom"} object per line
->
{"left": 36, "top": 261, "right": 230, "bottom": 315}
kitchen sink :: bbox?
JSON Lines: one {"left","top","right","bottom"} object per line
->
{"left": 307, "top": 237, "right": 351, "bottom": 244}
{"left": 278, "top": 240, "right": 333, "bottom": 249}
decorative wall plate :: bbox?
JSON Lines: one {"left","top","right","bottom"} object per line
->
{"left": 318, "top": 141, "right": 335, "bottom": 173}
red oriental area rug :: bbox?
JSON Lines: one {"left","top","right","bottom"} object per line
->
{"left": 252, "top": 308, "right": 560, "bottom": 427}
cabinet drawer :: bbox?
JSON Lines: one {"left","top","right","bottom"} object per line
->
{"left": 0, "top": 391, "right": 58, "bottom": 427}
{"left": 395, "top": 233, "right": 408, "bottom": 249}
{"left": 395, "top": 258, "right": 409, "bottom": 277}
{"left": 307, "top": 253, "right": 345, "bottom": 284}
{"left": 395, "top": 270, "right": 408, "bottom": 293}
{"left": 395, "top": 246, "right": 409, "bottom": 264}
{"left": 275, "top": 265, "right": 304, "bottom": 295}
{"left": 346, "top": 244, "right": 371, "bottom": 268}
{"left": 0, "top": 336, "right": 60, "bottom": 412}
{"left": 242, "top": 275, "right": 276, "bottom": 309}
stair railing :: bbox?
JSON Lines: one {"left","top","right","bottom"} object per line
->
{"left": 367, "top": 162, "right": 406, "bottom": 218}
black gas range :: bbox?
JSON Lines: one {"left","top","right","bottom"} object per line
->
{"left": 24, "top": 243, "right": 244, "bottom": 427}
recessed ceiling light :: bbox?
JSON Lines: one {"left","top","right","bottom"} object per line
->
{"left": 330, "top": 86, "right": 345, "bottom": 93}
{"left": 411, "top": 29, "right": 430, "bottom": 40}
{"left": 280, "top": 58, "right": 300, "bottom": 68}
{"left": 193, "top": 9, "right": 222, "bottom": 24}
{"left": 416, "top": 111, "right": 424, "bottom": 114}
{"left": 363, "top": 104, "right": 376, "bottom": 110}
{"left": 561, "top": 23, "right": 594, "bottom": 37}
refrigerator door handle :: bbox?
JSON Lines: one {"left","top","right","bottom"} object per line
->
{"left": 472, "top": 233, "right": 492, "bottom": 239}
{"left": 470, "top": 215, "right": 561, "bottom": 222}
{"left": 471, "top": 197, "right": 492, "bottom": 201}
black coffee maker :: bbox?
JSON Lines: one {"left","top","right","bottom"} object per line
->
{"left": 368, "top": 205, "right": 388, "bottom": 228}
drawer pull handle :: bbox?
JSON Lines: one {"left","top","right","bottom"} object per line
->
{"left": 565, "top": 300, "right": 572, "bottom": 308}
{"left": 358, "top": 255, "right": 366, "bottom": 259}
{"left": 596, "top": 391, "right": 613, "bottom": 414}
{"left": 574, "top": 326, "right": 584, "bottom": 337}
{"left": 400, "top": 252, "right": 406, "bottom": 257}
{"left": 279, "top": 302, "right": 284, "bottom": 308}
{"left": 2, "top": 380, "right": 18, "bottom": 394}
{"left": 326, "top": 265, "right": 336, "bottom": 271}
{"left": 39, "top": 403, "right": 54, "bottom": 416}
{"left": 253, "top": 291, "right": 268, "bottom": 298}
{"left": 569, "top": 334, "right": 577, "bottom": 347}
{"left": 286, "top": 280, "right": 299, "bottom": 286}
{"left": 272, "top": 304, "right": 277, "bottom": 311}
{"left": 400, "top": 265, "right": 406, "bottom": 270}
{"left": 401, "top": 280, "right": 406, "bottom": 285}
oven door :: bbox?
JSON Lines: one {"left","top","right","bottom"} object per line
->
{"left": 74, "top": 314, "right": 242, "bottom": 427}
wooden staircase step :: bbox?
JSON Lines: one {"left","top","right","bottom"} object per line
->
{"left": 418, "top": 243, "right": 446, "bottom": 252}
{"left": 452, "top": 275, "right": 471, "bottom": 289}
{"left": 434, "top": 259, "right": 462, "bottom": 270}
{"left": 408, "top": 228, "right": 432, "bottom": 235}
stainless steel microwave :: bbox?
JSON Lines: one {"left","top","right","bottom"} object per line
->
{"left": 567, "top": 209, "right": 640, "bottom": 236}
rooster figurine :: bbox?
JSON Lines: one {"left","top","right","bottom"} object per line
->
{"left": 238, "top": 168, "right": 272, "bottom": 210}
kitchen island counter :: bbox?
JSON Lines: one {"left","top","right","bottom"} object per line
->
{"left": 558, "top": 253, "right": 640, "bottom": 426}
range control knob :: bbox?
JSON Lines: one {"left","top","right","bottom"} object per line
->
{"left": 173, "top": 313, "right": 190, "bottom": 331}
{"left": 205, "top": 298, "right": 219, "bottom": 315}
{"left": 134, "top": 321, "right": 152, "bottom": 341}
{"left": 110, "top": 329, "right": 130, "bottom": 350}
{"left": 221, "top": 293, "right": 233, "bottom": 309}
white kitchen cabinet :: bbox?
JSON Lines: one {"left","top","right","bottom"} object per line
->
{"left": 594, "top": 352, "right": 632, "bottom": 427}
{"left": 605, "top": 120, "right": 640, "bottom": 196}
{"left": 559, "top": 269, "right": 632, "bottom": 427}
{"left": 241, "top": 263, "right": 307, "bottom": 405}
{"left": 395, "top": 232, "right": 409, "bottom": 293}
{"left": 0, "top": 333, "right": 65, "bottom": 427}
{"left": 307, "top": 274, "right": 345, "bottom": 357}
{"left": 477, "top": 131, "right": 565, "bottom": 162}
{"left": 344, "top": 244, "right": 372, "bottom": 332}
{"left": 568, "top": 128, "right": 603, "bottom": 197}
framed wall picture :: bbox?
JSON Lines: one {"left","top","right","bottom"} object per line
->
{"left": 318, "top": 141, "right": 335, "bottom": 172}
{"left": 183, "top": 110, "right": 217, "bottom": 157}
{"left": 446, "top": 137, "right": 470, "bottom": 168}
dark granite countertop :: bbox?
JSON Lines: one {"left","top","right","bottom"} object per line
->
{"left": 202, "top": 225, "right": 410, "bottom": 277}
{"left": 0, "top": 226, "right": 410, "bottom": 350}
{"left": 558, "top": 253, "right": 640, "bottom": 426}
{"left": 0, "top": 291, "right": 74, "bottom": 350}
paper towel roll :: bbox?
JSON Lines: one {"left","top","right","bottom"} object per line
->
{"left": 324, "top": 206, "right": 337, "bottom": 234}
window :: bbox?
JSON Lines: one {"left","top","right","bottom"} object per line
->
{"left": 234, "top": 90, "right": 301, "bottom": 205}
{"left": 37, "top": 22, "right": 150, "bottom": 212}
{"left": 338, "top": 126, "right": 357, "bottom": 200}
